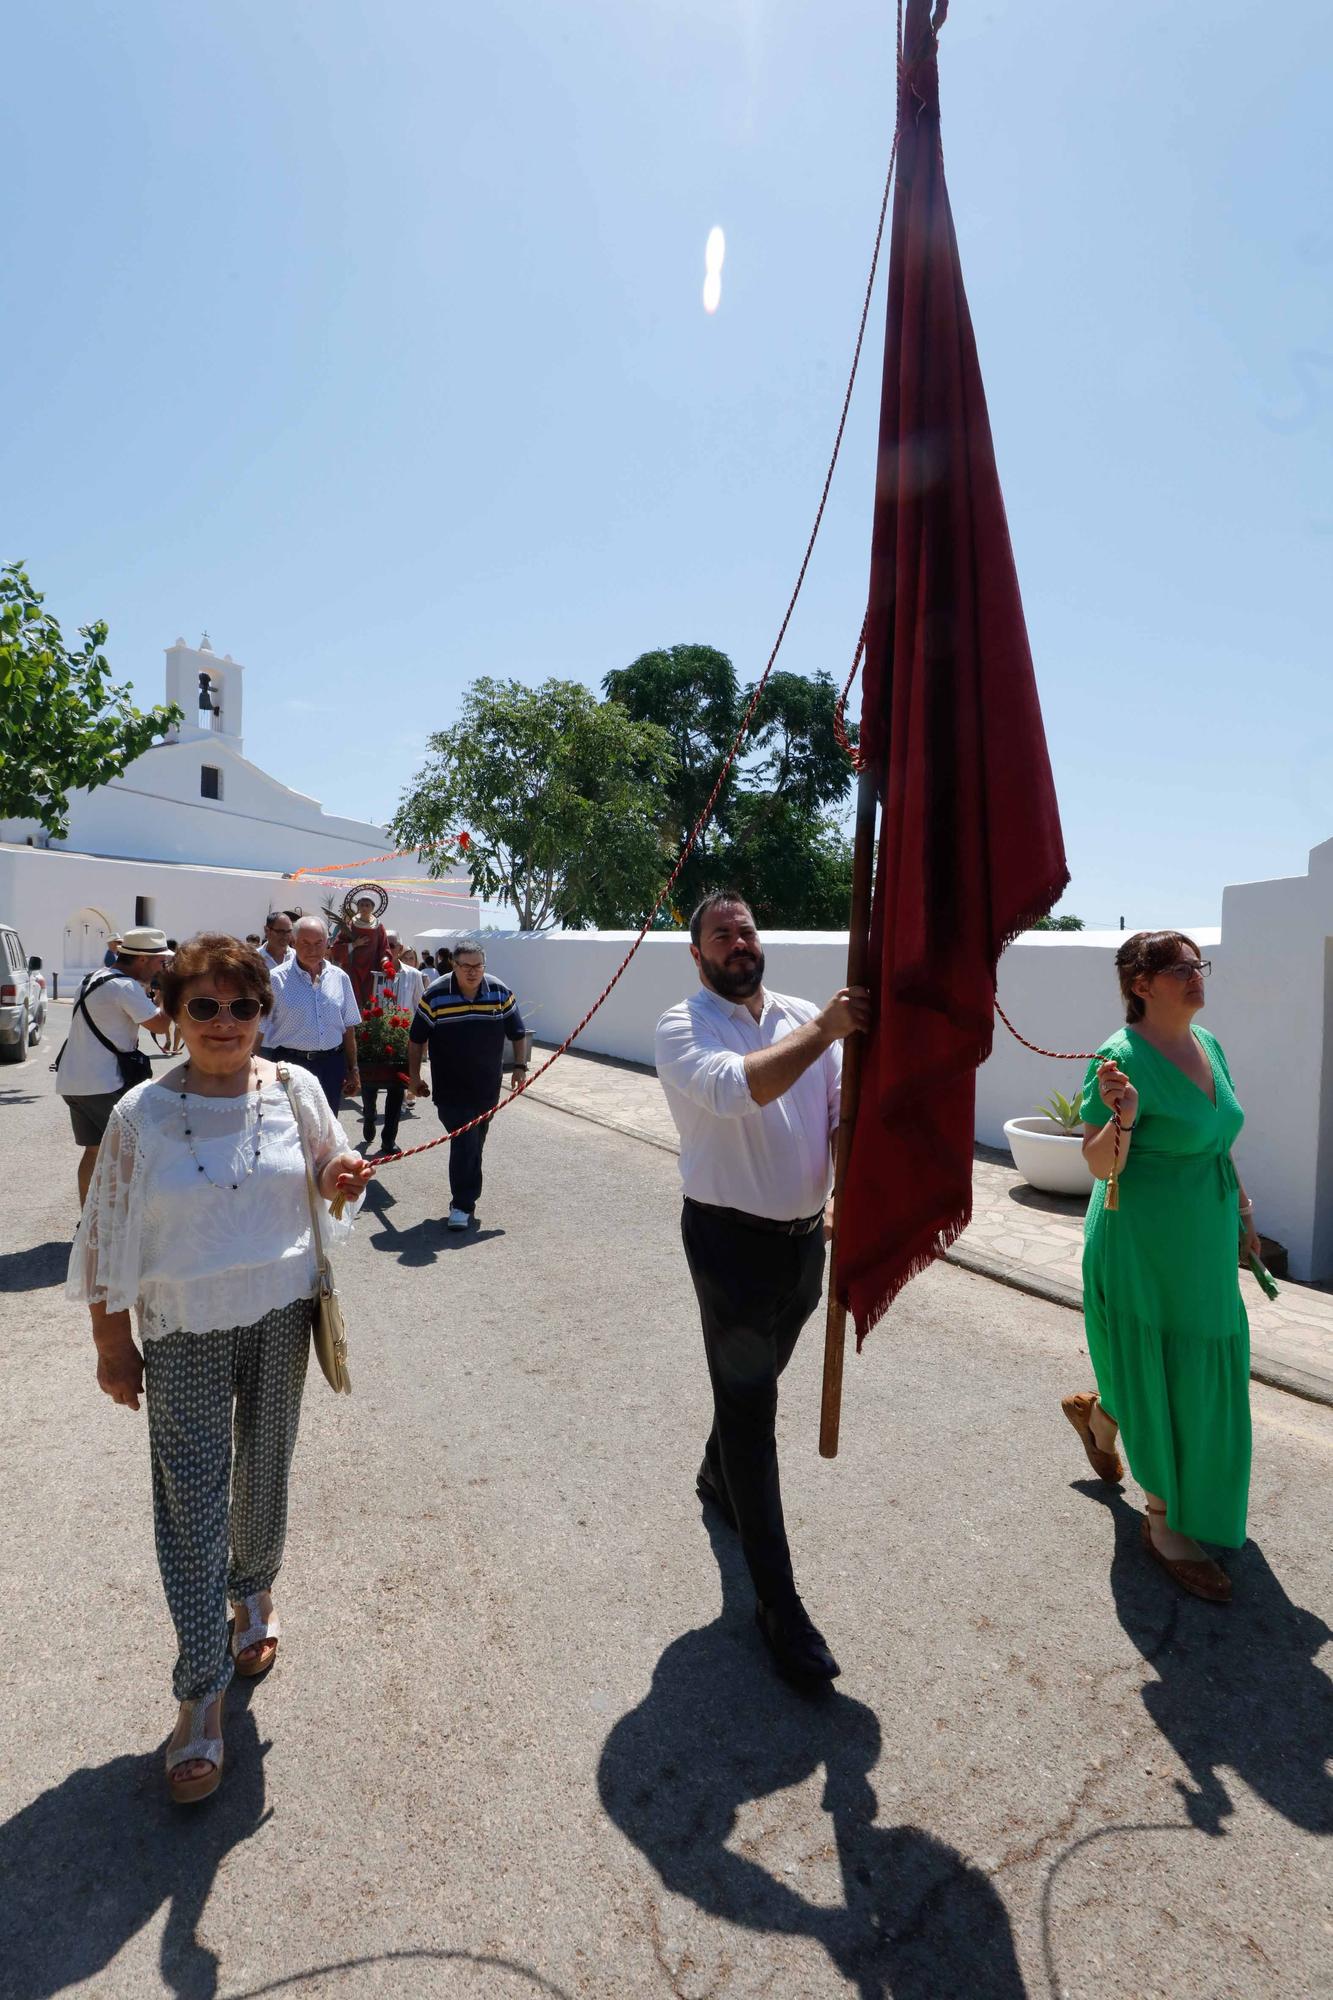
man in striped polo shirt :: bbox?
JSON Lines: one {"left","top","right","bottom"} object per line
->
{"left": 407, "top": 943, "right": 531, "bottom": 1229}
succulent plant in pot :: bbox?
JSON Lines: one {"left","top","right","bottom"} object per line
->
{"left": 1003, "top": 1083, "right": 1094, "bottom": 1196}
{"left": 1037, "top": 1089, "right": 1082, "bottom": 1135}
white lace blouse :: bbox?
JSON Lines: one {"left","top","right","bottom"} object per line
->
{"left": 67, "top": 1065, "right": 360, "bottom": 1340}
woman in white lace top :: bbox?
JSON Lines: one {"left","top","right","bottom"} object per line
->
{"left": 68, "top": 933, "right": 374, "bottom": 1803}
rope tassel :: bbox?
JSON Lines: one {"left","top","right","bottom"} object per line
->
{"left": 1105, "top": 1106, "right": 1123, "bottom": 1211}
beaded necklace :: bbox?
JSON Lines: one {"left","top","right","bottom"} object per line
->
{"left": 181, "top": 1060, "right": 265, "bottom": 1191}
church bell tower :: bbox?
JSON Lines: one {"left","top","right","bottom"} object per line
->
{"left": 164, "top": 633, "right": 245, "bottom": 752}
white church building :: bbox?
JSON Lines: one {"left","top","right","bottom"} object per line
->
{"left": 0, "top": 634, "right": 477, "bottom": 981}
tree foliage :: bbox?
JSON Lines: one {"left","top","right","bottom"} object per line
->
{"left": 602, "top": 645, "right": 740, "bottom": 917}
{"left": 1031, "top": 914, "right": 1086, "bottom": 931}
{"left": 605, "top": 645, "right": 856, "bottom": 930}
{"left": 0, "top": 561, "right": 183, "bottom": 838}
{"left": 392, "top": 677, "right": 676, "bottom": 931}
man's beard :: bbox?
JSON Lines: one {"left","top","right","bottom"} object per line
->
{"left": 700, "top": 945, "right": 765, "bottom": 1000}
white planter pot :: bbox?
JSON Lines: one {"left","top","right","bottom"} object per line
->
{"left": 1003, "top": 1116, "right": 1095, "bottom": 1197}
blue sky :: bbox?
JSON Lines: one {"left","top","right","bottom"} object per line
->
{"left": 5, "top": 0, "right": 1330, "bottom": 927}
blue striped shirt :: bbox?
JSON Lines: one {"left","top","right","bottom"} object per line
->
{"left": 410, "top": 973, "right": 526, "bottom": 1104}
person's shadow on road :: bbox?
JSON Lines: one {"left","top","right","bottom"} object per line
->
{"left": 0, "top": 1239, "right": 71, "bottom": 1291}
{"left": 1081, "top": 1482, "right": 1333, "bottom": 1836}
{"left": 0, "top": 1680, "right": 271, "bottom": 1999}
{"left": 361, "top": 1180, "right": 504, "bottom": 1266}
{"left": 597, "top": 1513, "right": 1026, "bottom": 1998}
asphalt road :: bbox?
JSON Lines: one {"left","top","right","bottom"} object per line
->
{"left": 2, "top": 1005, "right": 1331, "bottom": 2000}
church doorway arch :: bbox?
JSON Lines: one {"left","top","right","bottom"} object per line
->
{"left": 63, "top": 906, "right": 114, "bottom": 971}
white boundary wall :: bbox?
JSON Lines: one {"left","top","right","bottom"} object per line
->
{"left": 476, "top": 835, "right": 1333, "bottom": 1281}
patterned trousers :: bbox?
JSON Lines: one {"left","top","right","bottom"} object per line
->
{"left": 142, "top": 1298, "right": 312, "bottom": 1701}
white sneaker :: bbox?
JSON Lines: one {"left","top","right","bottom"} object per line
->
{"left": 447, "top": 1207, "right": 470, "bottom": 1230}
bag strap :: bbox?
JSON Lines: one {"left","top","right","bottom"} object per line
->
{"left": 278, "top": 1064, "right": 330, "bottom": 1283}
{"left": 77, "top": 972, "right": 132, "bottom": 1056}
{"left": 53, "top": 971, "right": 123, "bottom": 1072}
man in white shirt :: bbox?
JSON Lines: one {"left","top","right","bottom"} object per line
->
{"left": 267, "top": 916, "right": 362, "bottom": 1112}
{"left": 655, "top": 891, "right": 869, "bottom": 1686}
{"left": 55, "top": 926, "right": 171, "bottom": 1204}
{"left": 357, "top": 931, "right": 428, "bottom": 1156}
{"left": 382, "top": 931, "right": 426, "bottom": 1016}
{"left": 258, "top": 912, "right": 296, "bottom": 973}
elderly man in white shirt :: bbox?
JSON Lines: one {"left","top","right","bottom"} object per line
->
{"left": 655, "top": 890, "right": 869, "bottom": 1687}
{"left": 267, "top": 916, "right": 362, "bottom": 1112}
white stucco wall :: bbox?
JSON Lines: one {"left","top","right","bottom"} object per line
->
{"left": 0, "top": 844, "right": 478, "bottom": 986}
{"left": 468, "top": 841, "right": 1333, "bottom": 1280}
{"left": 1205, "top": 840, "right": 1333, "bottom": 1281}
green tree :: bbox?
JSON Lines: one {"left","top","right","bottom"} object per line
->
{"left": 603, "top": 644, "right": 740, "bottom": 918}
{"left": 727, "top": 794, "right": 855, "bottom": 931}
{"left": 0, "top": 562, "right": 183, "bottom": 838}
{"left": 606, "top": 645, "right": 857, "bottom": 929}
{"left": 392, "top": 677, "right": 676, "bottom": 931}
{"left": 1031, "top": 914, "right": 1086, "bottom": 931}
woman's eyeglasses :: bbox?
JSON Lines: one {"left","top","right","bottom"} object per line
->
{"left": 183, "top": 995, "right": 265, "bottom": 1022}
{"left": 1162, "top": 961, "right": 1211, "bottom": 981}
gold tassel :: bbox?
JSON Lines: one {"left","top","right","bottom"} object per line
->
{"left": 1105, "top": 1167, "right": 1119, "bottom": 1212}
{"left": 329, "top": 1190, "right": 349, "bottom": 1222}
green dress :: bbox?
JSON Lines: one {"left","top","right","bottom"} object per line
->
{"left": 1080, "top": 1024, "right": 1251, "bottom": 1546}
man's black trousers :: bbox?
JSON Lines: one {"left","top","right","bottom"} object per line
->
{"left": 436, "top": 1096, "right": 500, "bottom": 1215}
{"left": 362, "top": 1077, "right": 406, "bottom": 1151}
{"left": 680, "top": 1197, "right": 826, "bottom": 1613}
{"left": 272, "top": 1045, "right": 346, "bottom": 1115}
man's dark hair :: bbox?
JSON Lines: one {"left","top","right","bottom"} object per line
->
{"left": 688, "top": 890, "right": 754, "bottom": 950}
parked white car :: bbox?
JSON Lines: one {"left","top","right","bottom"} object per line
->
{"left": 0, "top": 923, "right": 48, "bottom": 1063}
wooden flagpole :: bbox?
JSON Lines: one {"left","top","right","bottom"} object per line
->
{"left": 819, "top": 765, "right": 880, "bottom": 1458}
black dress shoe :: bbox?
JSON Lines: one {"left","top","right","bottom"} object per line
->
{"left": 696, "top": 1464, "right": 737, "bottom": 1531}
{"left": 755, "top": 1597, "right": 841, "bottom": 1684}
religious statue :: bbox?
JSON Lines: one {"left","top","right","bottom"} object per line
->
{"left": 330, "top": 882, "right": 391, "bottom": 1014}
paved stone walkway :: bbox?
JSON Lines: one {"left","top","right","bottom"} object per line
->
{"left": 524, "top": 1043, "right": 1333, "bottom": 1407}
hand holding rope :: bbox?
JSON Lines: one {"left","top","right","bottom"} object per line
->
{"left": 993, "top": 1002, "right": 1131, "bottom": 1211}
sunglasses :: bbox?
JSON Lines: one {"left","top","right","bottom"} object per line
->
{"left": 1161, "top": 961, "right": 1211, "bottom": 980}
{"left": 183, "top": 995, "right": 265, "bottom": 1022}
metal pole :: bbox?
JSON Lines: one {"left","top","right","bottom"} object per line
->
{"left": 819, "top": 765, "right": 880, "bottom": 1458}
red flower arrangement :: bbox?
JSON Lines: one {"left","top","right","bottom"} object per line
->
{"left": 355, "top": 959, "right": 413, "bottom": 1077}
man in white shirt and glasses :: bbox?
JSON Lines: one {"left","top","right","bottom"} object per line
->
{"left": 267, "top": 916, "right": 362, "bottom": 1112}
{"left": 655, "top": 891, "right": 869, "bottom": 1687}
{"left": 258, "top": 912, "right": 296, "bottom": 973}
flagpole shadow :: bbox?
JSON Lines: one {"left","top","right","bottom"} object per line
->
{"left": 596, "top": 1512, "right": 1026, "bottom": 1998}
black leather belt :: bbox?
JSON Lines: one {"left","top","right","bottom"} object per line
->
{"left": 685, "top": 1197, "right": 824, "bottom": 1238}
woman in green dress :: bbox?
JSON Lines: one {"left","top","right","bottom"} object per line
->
{"left": 1061, "top": 931, "right": 1259, "bottom": 1603}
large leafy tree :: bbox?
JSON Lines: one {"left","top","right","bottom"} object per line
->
{"left": 606, "top": 645, "right": 856, "bottom": 930}
{"left": 393, "top": 677, "right": 676, "bottom": 931}
{"left": 0, "top": 562, "right": 183, "bottom": 838}
{"left": 602, "top": 645, "right": 740, "bottom": 918}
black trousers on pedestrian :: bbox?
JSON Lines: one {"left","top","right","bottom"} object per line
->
{"left": 436, "top": 1096, "right": 500, "bottom": 1215}
{"left": 362, "top": 1077, "right": 406, "bottom": 1151}
{"left": 272, "top": 1045, "right": 346, "bottom": 1115}
{"left": 681, "top": 1197, "right": 826, "bottom": 1613}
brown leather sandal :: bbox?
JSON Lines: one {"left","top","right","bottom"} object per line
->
{"left": 1061, "top": 1391, "right": 1124, "bottom": 1483}
{"left": 1141, "top": 1507, "right": 1232, "bottom": 1603}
